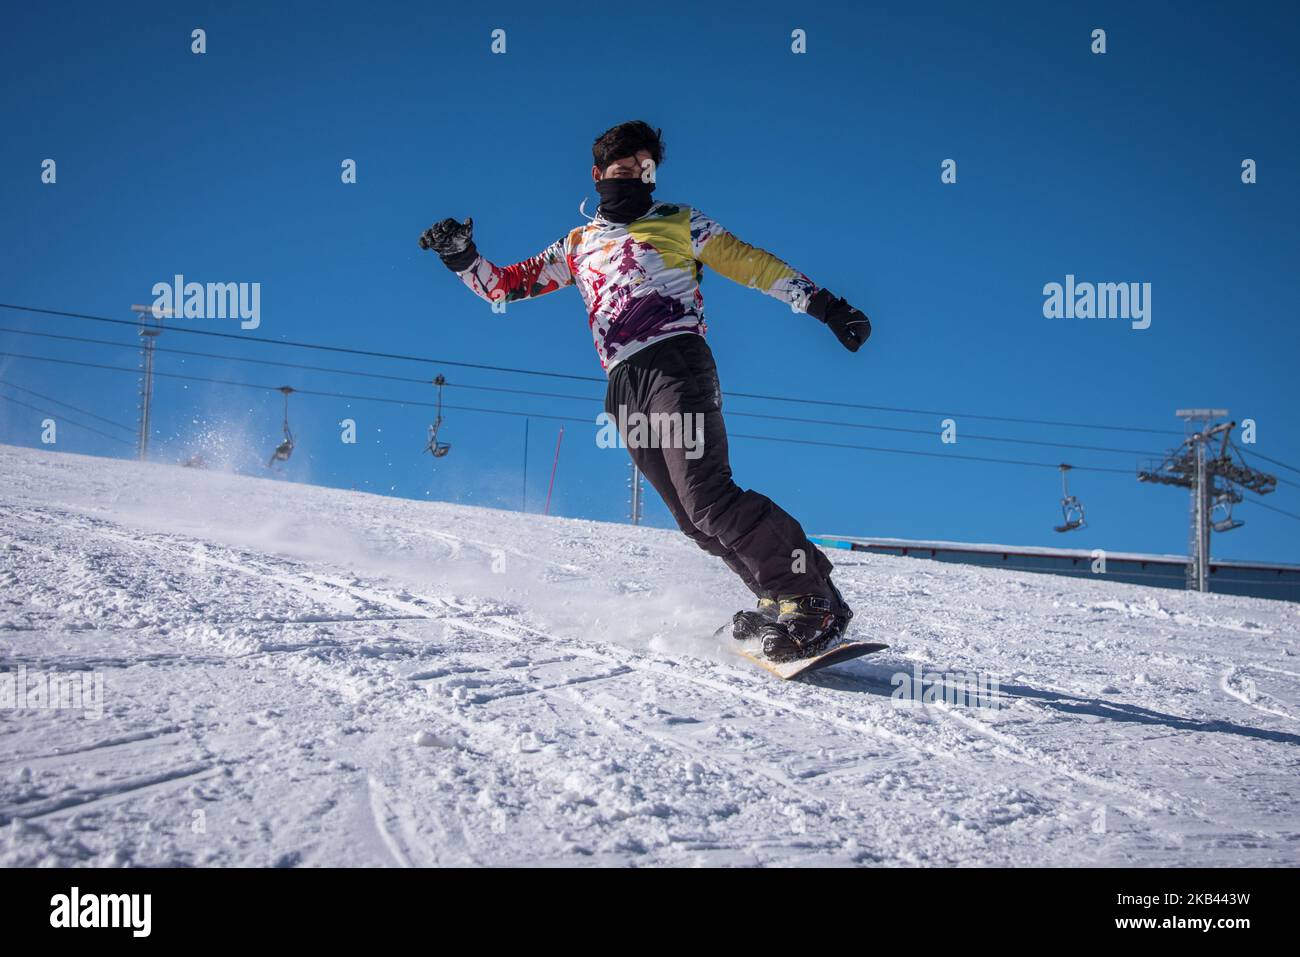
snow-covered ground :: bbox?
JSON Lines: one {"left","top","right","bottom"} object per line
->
{"left": 1, "top": 443, "right": 1297, "bottom": 867}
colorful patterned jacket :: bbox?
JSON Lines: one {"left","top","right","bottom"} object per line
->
{"left": 451, "top": 202, "right": 821, "bottom": 371}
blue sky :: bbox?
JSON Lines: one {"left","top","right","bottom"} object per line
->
{"left": 2, "top": 0, "right": 1298, "bottom": 564}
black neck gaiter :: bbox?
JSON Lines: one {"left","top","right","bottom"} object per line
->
{"left": 595, "top": 177, "right": 655, "bottom": 224}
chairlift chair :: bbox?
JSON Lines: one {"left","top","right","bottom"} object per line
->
{"left": 1053, "top": 464, "right": 1086, "bottom": 533}
{"left": 1210, "top": 487, "right": 1244, "bottom": 533}
{"left": 268, "top": 386, "right": 295, "bottom": 467}
{"left": 424, "top": 374, "right": 452, "bottom": 458}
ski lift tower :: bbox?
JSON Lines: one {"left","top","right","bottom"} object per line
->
{"left": 1137, "top": 409, "right": 1277, "bottom": 592}
{"left": 130, "top": 304, "right": 171, "bottom": 460}
{"left": 628, "top": 462, "right": 644, "bottom": 525}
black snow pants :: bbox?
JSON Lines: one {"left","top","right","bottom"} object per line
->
{"left": 604, "top": 332, "right": 835, "bottom": 601}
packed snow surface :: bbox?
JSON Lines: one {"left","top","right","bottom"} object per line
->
{"left": 1, "top": 444, "right": 1297, "bottom": 866}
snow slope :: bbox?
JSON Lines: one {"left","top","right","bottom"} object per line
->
{"left": 1, "top": 443, "right": 1297, "bottom": 867}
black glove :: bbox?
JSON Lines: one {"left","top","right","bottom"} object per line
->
{"left": 419, "top": 217, "right": 478, "bottom": 271}
{"left": 807, "top": 288, "right": 871, "bottom": 352}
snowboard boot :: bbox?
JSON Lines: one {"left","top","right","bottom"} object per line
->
{"left": 759, "top": 590, "right": 853, "bottom": 662}
{"left": 729, "top": 597, "right": 779, "bottom": 640}
{"left": 827, "top": 579, "right": 854, "bottom": 627}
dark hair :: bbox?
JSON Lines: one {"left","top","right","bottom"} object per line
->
{"left": 592, "top": 120, "right": 665, "bottom": 171}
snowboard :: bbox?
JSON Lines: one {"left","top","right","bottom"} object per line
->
{"left": 714, "top": 622, "right": 888, "bottom": 680}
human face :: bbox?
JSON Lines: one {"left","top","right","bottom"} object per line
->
{"left": 592, "top": 149, "right": 654, "bottom": 183}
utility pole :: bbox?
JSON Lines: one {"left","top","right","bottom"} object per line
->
{"left": 1138, "top": 409, "right": 1276, "bottom": 592}
{"left": 521, "top": 419, "right": 529, "bottom": 512}
{"left": 628, "top": 461, "right": 644, "bottom": 525}
{"left": 544, "top": 426, "right": 563, "bottom": 516}
{"left": 1190, "top": 428, "right": 1210, "bottom": 590}
{"left": 130, "top": 304, "right": 169, "bottom": 460}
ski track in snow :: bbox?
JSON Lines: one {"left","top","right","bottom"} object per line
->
{"left": 0, "top": 444, "right": 1297, "bottom": 866}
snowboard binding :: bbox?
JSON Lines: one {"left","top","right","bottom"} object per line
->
{"left": 729, "top": 598, "right": 779, "bottom": 640}
{"left": 758, "top": 593, "right": 853, "bottom": 663}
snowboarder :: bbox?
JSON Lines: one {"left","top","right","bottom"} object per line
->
{"left": 419, "top": 121, "right": 871, "bottom": 660}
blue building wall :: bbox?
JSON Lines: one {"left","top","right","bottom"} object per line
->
{"left": 812, "top": 537, "right": 1300, "bottom": 604}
